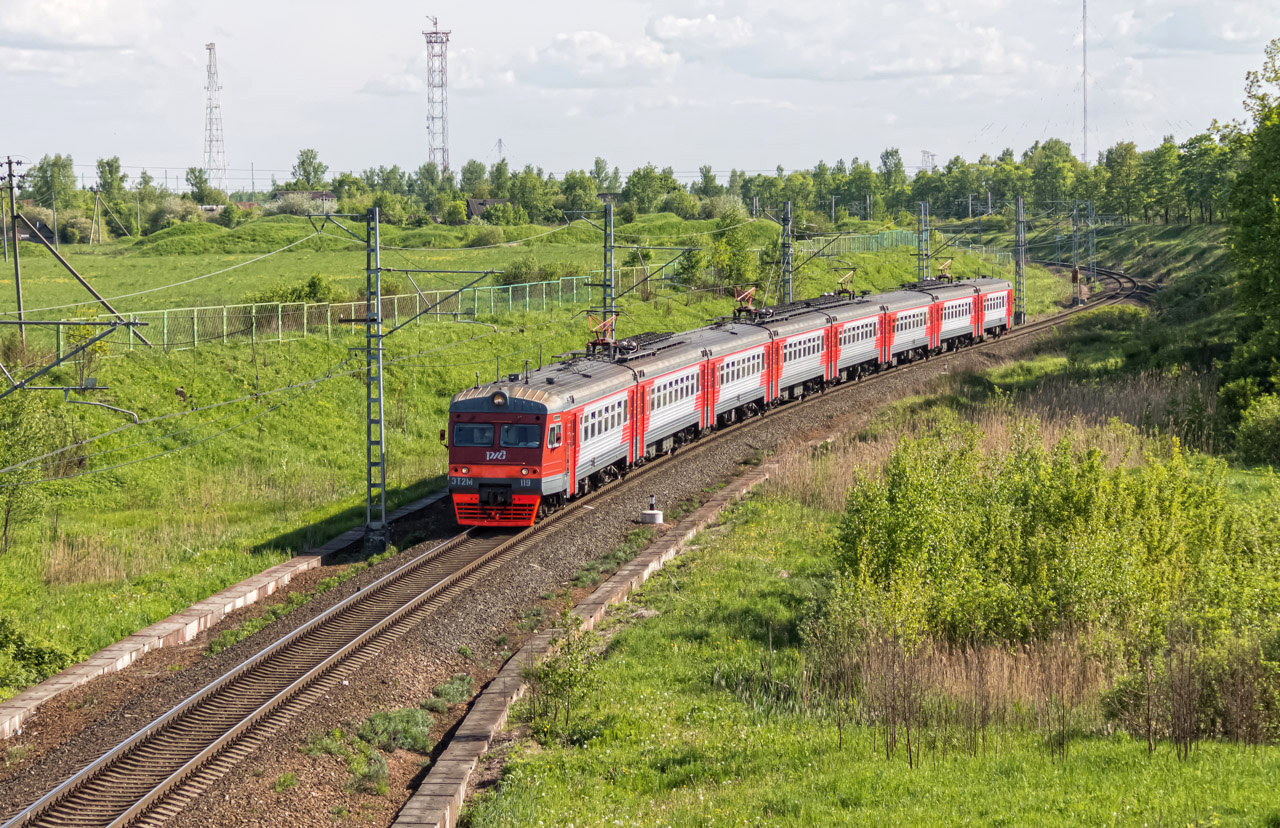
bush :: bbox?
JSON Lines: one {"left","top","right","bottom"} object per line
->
{"left": 420, "top": 697, "right": 448, "bottom": 714}
{"left": 1236, "top": 394, "right": 1280, "bottom": 465}
{"left": 443, "top": 200, "right": 467, "bottom": 225}
{"left": 61, "top": 217, "right": 92, "bottom": 244}
{"left": 0, "top": 615, "right": 77, "bottom": 698}
{"left": 659, "top": 190, "right": 699, "bottom": 219}
{"left": 497, "top": 253, "right": 540, "bottom": 285}
{"left": 433, "top": 673, "right": 475, "bottom": 705}
{"left": 147, "top": 197, "right": 200, "bottom": 233}
{"left": 617, "top": 201, "right": 638, "bottom": 224}
{"left": 465, "top": 226, "right": 503, "bottom": 248}
{"left": 242, "top": 274, "right": 347, "bottom": 305}
{"left": 357, "top": 708, "right": 435, "bottom": 753}
{"left": 263, "top": 193, "right": 326, "bottom": 217}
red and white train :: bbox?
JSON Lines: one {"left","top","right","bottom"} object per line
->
{"left": 445, "top": 278, "right": 1012, "bottom": 527}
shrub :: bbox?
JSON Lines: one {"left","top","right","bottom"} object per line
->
{"left": 617, "top": 201, "right": 638, "bottom": 224}
{"left": 433, "top": 673, "right": 475, "bottom": 705}
{"left": 147, "top": 197, "right": 200, "bottom": 233}
{"left": 497, "top": 253, "right": 540, "bottom": 285}
{"left": 357, "top": 708, "right": 435, "bottom": 753}
{"left": 0, "top": 615, "right": 77, "bottom": 698}
{"left": 443, "top": 200, "right": 467, "bottom": 225}
{"left": 272, "top": 772, "right": 297, "bottom": 792}
{"left": 1236, "top": 394, "right": 1280, "bottom": 465}
{"left": 465, "top": 226, "right": 503, "bottom": 248}
{"left": 61, "top": 216, "right": 92, "bottom": 244}
{"left": 242, "top": 274, "right": 347, "bottom": 305}
{"left": 263, "top": 193, "right": 326, "bottom": 217}
{"left": 420, "top": 697, "right": 448, "bottom": 714}
{"left": 659, "top": 190, "right": 699, "bottom": 219}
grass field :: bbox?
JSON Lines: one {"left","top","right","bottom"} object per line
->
{"left": 462, "top": 498, "right": 1280, "bottom": 827}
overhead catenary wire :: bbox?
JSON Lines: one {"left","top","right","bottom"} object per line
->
{"left": 3, "top": 232, "right": 322, "bottom": 316}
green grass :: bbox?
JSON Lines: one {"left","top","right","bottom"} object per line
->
{"left": 433, "top": 674, "right": 475, "bottom": 706}
{"left": 462, "top": 498, "right": 1280, "bottom": 826}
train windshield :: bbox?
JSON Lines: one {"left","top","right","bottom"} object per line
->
{"left": 500, "top": 424, "right": 542, "bottom": 449}
{"left": 453, "top": 423, "right": 494, "bottom": 447}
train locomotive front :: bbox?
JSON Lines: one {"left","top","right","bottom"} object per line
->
{"left": 445, "top": 383, "right": 565, "bottom": 527}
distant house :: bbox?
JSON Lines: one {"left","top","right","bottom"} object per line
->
{"left": 235, "top": 202, "right": 260, "bottom": 211}
{"left": 597, "top": 192, "right": 623, "bottom": 205}
{"left": 466, "top": 198, "right": 509, "bottom": 220}
{"left": 14, "top": 216, "right": 55, "bottom": 243}
{"left": 272, "top": 190, "right": 337, "bottom": 211}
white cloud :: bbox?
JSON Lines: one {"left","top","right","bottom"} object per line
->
{"left": 517, "top": 31, "right": 679, "bottom": 88}
{"left": 646, "top": 14, "right": 754, "bottom": 51}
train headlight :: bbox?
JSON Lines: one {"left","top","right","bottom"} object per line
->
{"left": 521, "top": 467, "right": 530, "bottom": 476}
{"left": 461, "top": 466, "right": 469, "bottom": 475}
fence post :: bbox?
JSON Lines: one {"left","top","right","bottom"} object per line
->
{"left": 252, "top": 304, "right": 256, "bottom": 344}
{"left": 302, "top": 303, "right": 308, "bottom": 339}
{"left": 222, "top": 306, "right": 228, "bottom": 342}
{"left": 192, "top": 308, "right": 199, "bottom": 349}
{"left": 327, "top": 305, "right": 332, "bottom": 342}
{"left": 277, "top": 303, "right": 283, "bottom": 344}
{"left": 394, "top": 295, "right": 400, "bottom": 328}
{"left": 163, "top": 309, "right": 168, "bottom": 350}
{"left": 56, "top": 322, "right": 63, "bottom": 359}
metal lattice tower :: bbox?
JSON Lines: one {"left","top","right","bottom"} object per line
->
{"left": 203, "top": 43, "right": 227, "bottom": 195}
{"left": 423, "top": 17, "right": 451, "bottom": 171}
{"left": 1082, "top": 0, "right": 1089, "bottom": 166}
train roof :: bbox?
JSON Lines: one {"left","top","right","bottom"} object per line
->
{"left": 961, "top": 277, "right": 1012, "bottom": 292}
{"left": 875, "top": 290, "right": 936, "bottom": 312}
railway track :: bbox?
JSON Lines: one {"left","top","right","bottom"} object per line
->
{"left": 1, "top": 267, "right": 1143, "bottom": 828}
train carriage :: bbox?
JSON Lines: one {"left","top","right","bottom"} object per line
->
{"left": 446, "top": 277, "right": 1014, "bottom": 527}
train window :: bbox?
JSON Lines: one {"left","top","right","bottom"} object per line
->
{"left": 501, "top": 423, "right": 542, "bottom": 448}
{"left": 453, "top": 423, "right": 494, "bottom": 447}
{"left": 547, "top": 424, "right": 562, "bottom": 448}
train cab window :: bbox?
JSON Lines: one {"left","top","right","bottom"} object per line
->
{"left": 453, "top": 423, "right": 494, "bottom": 447}
{"left": 501, "top": 423, "right": 541, "bottom": 448}
{"left": 548, "top": 424, "right": 562, "bottom": 448}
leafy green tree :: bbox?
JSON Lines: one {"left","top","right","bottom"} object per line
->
{"left": 489, "top": 159, "right": 511, "bottom": 198}
{"left": 622, "top": 165, "right": 665, "bottom": 213}
{"left": 95, "top": 156, "right": 127, "bottom": 201}
{"left": 21, "top": 154, "right": 76, "bottom": 211}
{"left": 412, "top": 162, "right": 441, "bottom": 202}
{"left": 331, "top": 172, "right": 369, "bottom": 202}
{"left": 1179, "top": 132, "right": 1227, "bottom": 223}
{"left": 481, "top": 201, "right": 529, "bottom": 226}
{"left": 442, "top": 200, "right": 467, "bottom": 225}
{"left": 590, "top": 157, "right": 620, "bottom": 192}
{"left": 693, "top": 165, "right": 724, "bottom": 198}
{"left": 509, "top": 167, "right": 555, "bottom": 222}
{"left": 1101, "top": 141, "right": 1142, "bottom": 221}
{"left": 1025, "top": 138, "right": 1080, "bottom": 208}
{"left": 290, "top": 148, "right": 329, "bottom": 189}
{"left": 459, "top": 159, "right": 488, "bottom": 196}
{"left": 1140, "top": 137, "right": 1182, "bottom": 223}
{"left": 660, "top": 189, "right": 699, "bottom": 218}
{"left": 560, "top": 170, "right": 598, "bottom": 214}
{"left": 1226, "top": 37, "right": 1280, "bottom": 402}
{"left": 184, "top": 167, "right": 226, "bottom": 204}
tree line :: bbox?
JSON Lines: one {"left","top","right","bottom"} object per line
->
{"left": 12, "top": 121, "right": 1240, "bottom": 242}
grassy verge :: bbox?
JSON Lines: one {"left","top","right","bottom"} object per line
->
{"left": 463, "top": 499, "right": 1280, "bottom": 827}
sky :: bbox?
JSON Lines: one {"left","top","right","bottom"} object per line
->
{"left": 2, "top": 0, "right": 1276, "bottom": 190}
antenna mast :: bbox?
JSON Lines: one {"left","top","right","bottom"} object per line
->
{"left": 203, "top": 43, "right": 227, "bottom": 195}
{"left": 423, "top": 17, "right": 451, "bottom": 172}
{"left": 1082, "top": 0, "right": 1088, "bottom": 166}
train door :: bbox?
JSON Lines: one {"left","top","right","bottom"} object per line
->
{"left": 566, "top": 412, "right": 579, "bottom": 493}
{"left": 973, "top": 294, "right": 983, "bottom": 338}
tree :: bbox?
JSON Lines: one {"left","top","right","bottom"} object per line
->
{"left": 459, "top": 159, "right": 488, "bottom": 196}
{"left": 693, "top": 165, "right": 724, "bottom": 198}
{"left": 290, "top": 148, "right": 329, "bottom": 189}
{"left": 1140, "top": 137, "right": 1182, "bottom": 224}
{"left": 95, "top": 156, "right": 127, "bottom": 201}
{"left": 660, "top": 189, "right": 699, "bottom": 218}
{"left": 1179, "top": 132, "right": 1227, "bottom": 223}
{"left": 1101, "top": 142, "right": 1142, "bottom": 221}
{"left": 560, "top": 170, "right": 598, "bottom": 214}
{"left": 1225, "top": 37, "right": 1280, "bottom": 403}
{"left": 21, "top": 154, "right": 76, "bottom": 211}
{"left": 481, "top": 201, "right": 529, "bottom": 226}
{"left": 489, "top": 159, "right": 511, "bottom": 198}
{"left": 508, "top": 167, "right": 555, "bottom": 223}
{"left": 590, "top": 157, "right": 620, "bottom": 192}
{"left": 0, "top": 395, "right": 48, "bottom": 554}
{"left": 621, "top": 165, "right": 664, "bottom": 213}
{"left": 184, "top": 167, "right": 226, "bottom": 205}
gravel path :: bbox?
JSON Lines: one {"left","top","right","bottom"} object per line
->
{"left": 0, "top": 326, "right": 1054, "bottom": 827}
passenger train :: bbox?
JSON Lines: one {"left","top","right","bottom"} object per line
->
{"left": 445, "top": 278, "right": 1012, "bottom": 526}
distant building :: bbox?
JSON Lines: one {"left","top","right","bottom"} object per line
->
{"left": 597, "top": 192, "right": 623, "bottom": 205}
{"left": 465, "top": 197, "right": 510, "bottom": 220}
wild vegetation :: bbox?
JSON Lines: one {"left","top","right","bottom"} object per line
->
{"left": 463, "top": 373, "right": 1280, "bottom": 826}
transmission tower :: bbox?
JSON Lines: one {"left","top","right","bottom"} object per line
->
{"left": 203, "top": 43, "right": 227, "bottom": 195}
{"left": 1081, "top": 0, "right": 1089, "bottom": 166}
{"left": 423, "top": 17, "right": 451, "bottom": 171}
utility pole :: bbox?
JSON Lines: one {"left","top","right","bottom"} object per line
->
{"left": 5, "top": 157, "right": 23, "bottom": 345}
{"left": 1014, "top": 196, "right": 1027, "bottom": 325}
{"left": 916, "top": 201, "right": 931, "bottom": 282}
{"left": 50, "top": 177, "right": 59, "bottom": 251}
{"left": 2, "top": 178, "right": 8, "bottom": 263}
{"left": 866, "top": 192, "right": 871, "bottom": 221}
{"left": 251, "top": 162, "right": 255, "bottom": 200}
{"left": 1072, "top": 201, "right": 1083, "bottom": 307}
{"left": 830, "top": 195, "right": 836, "bottom": 223}
{"left": 204, "top": 43, "right": 228, "bottom": 193}
{"left": 781, "top": 200, "right": 793, "bottom": 304}
{"left": 1087, "top": 199, "right": 1097, "bottom": 289}
{"left": 364, "top": 207, "right": 387, "bottom": 552}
